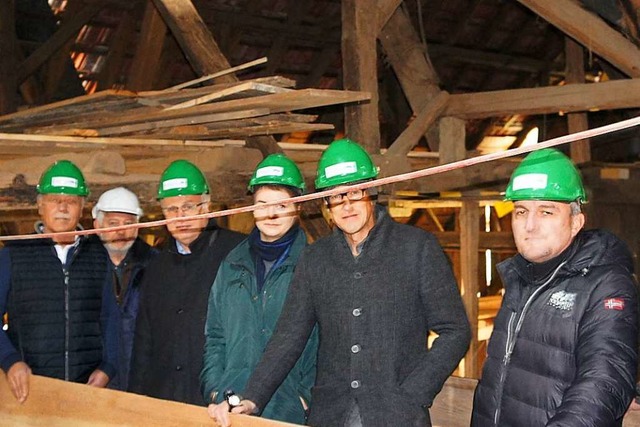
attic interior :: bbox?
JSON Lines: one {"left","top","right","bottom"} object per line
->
{"left": 2, "top": 0, "right": 640, "bottom": 419}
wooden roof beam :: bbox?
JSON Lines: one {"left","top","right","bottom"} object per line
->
{"left": 151, "top": 0, "right": 236, "bottom": 83}
{"left": 379, "top": 6, "right": 441, "bottom": 151}
{"left": 127, "top": 1, "right": 167, "bottom": 91}
{"left": 16, "top": 2, "right": 105, "bottom": 84}
{"left": 445, "top": 78, "right": 640, "bottom": 119}
{"left": 517, "top": 0, "right": 640, "bottom": 77}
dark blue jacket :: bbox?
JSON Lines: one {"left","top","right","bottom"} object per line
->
{"left": 0, "top": 235, "right": 117, "bottom": 382}
{"left": 102, "top": 237, "right": 157, "bottom": 391}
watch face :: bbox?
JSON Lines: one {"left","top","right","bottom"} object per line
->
{"left": 228, "top": 394, "right": 241, "bottom": 406}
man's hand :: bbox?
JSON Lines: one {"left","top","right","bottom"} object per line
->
{"left": 86, "top": 369, "right": 109, "bottom": 388}
{"left": 6, "top": 361, "right": 31, "bottom": 403}
{"left": 207, "top": 400, "right": 257, "bottom": 426}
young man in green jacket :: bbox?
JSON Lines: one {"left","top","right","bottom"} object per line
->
{"left": 202, "top": 154, "right": 318, "bottom": 424}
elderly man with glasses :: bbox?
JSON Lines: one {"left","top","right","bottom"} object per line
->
{"left": 213, "top": 139, "right": 471, "bottom": 427}
{"left": 129, "top": 160, "right": 244, "bottom": 405}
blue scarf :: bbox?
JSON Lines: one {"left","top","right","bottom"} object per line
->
{"left": 248, "top": 224, "right": 300, "bottom": 294}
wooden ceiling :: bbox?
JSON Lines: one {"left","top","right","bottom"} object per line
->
{"left": 2, "top": 0, "right": 640, "bottom": 211}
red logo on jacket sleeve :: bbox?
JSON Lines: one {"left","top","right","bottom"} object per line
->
{"left": 603, "top": 298, "right": 625, "bottom": 310}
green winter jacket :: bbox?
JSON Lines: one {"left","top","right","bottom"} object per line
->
{"left": 200, "top": 229, "right": 318, "bottom": 424}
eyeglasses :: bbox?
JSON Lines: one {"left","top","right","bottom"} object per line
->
{"left": 161, "top": 201, "right": 207, "bottom": 216}
{"left": 324, "top": 189, "right": 366, "bottom": 206}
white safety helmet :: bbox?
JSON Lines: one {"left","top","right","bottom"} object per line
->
{"left": 92, "top": 187, "right": 143, "bottom": 219}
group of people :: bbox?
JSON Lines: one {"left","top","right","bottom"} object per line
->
{"left": 0, "top": 138, "right": 638, "bottom": 427}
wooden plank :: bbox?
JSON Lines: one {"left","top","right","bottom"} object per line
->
{"left": 0, "top": 374, "right": 299, "bottom": 426}
{"left": 444, "top": 78, "right": 640, "bottom": 119}
{"left": 34, "top": 89, "right": 370, "bottom": 134}
{"left": 385, "top": 91, "right": 450, "bottom": 157}
{"left": 460, "top": 201, "right": 480, "bottom": 378}
{"left": 127, "top": 1, "right": 167, "bottom": 91}
{"left": 164, "top": 57, "right": 269, "bottom": 91}
{"left": 138, "top": 123, "right": 334, "bottom": 140}
{"left": 439, "top": 116, "right": 466, "bottom": 165}
{"left": 517, "top": 0, "right": 640, "bottom": 77}
{"left": 565, "top": 37, "right": 590, "bottom": 164}
{"left": 76, "top": 109, "right": 272, "bottom": 137}
{"left": 151, "top": 0, "right": 236, "bottom": 83}
{"left": 0, "top": 90, "right": 137, "bottom": 126}
{"left": 16, "top": 2, "right": 105, "bottom": 84}
{"left": 379, "top": 6, "right": 441, "bottom": 150}
{"left": 342, "top": 0, "right": 380, "bottom": 152}
{"left": 164, "top": 82, "right": 291, "bottom": 110}
{"left": 0, "top": 0, "right": 17, "bottom": 114}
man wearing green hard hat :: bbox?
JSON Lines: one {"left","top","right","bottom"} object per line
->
{"left": 472, "top": 149, "right": 638, "bottom": 426}
{"left": 216, "top": 139, "right": 471, "bottom": 427}
{"left": 0, "top": 160, "right": 117, "bottom": 402}
{"left": 204, "top": 154, "right": 318, "bottom": 424}
{"left": 129, "top": 160, "right": 244, "bottom": 405}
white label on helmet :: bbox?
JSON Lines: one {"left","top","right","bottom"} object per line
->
{"left": 512, "top": 173, "right": 548, "bottom": 190}
{"left": 51, "top": 176, "right": 78, "bottom": 188}
{"left": 256, "top": 166, "right": 284, "bottom": 178}
{"left": 163, "top": 178, "right": 188, "bottom": 191}
{"left": 324, "top": 161, "right": 357, "bottom": 179}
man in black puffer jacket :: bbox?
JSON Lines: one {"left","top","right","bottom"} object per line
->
{"left": 472, "top": 149, "right": 638, "bottom": 427}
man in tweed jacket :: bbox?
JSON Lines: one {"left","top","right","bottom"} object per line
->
{"left": 211, "top": 139, "right": 471, "bottom": 427}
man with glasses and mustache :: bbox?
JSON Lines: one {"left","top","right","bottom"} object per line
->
{"left": 129, "top": 160, "right": 244, "bottom": 405}
{"left": 215, "top": 139, "right": 471, "bottom": 427}
{"left": 0, "top": 160, "right": 117, "bottom": 402}
{"left": 91, "top": 187, "right": 157, "bottom": 392}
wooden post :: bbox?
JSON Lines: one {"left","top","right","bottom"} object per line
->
{"left": 342, "top": 0, "right": 380, "bottom": 153}
{"left": 151, "top": 0, "right": 236, "bottom": 83}
{"left": 439, "top": 117, "right": 466, "bottom": 165}
{"left": 128, "top": 1, "right": 167, "bottom": 91}
{"left": 0, "top": 0, "right": 17, "bottom": 115}
{"left": 460, "top": 201, "right": 480, "bottom": 378}
{"left": 565, "top": 37, "right": 591, "bottom": 164}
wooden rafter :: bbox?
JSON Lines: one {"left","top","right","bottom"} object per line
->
{"left": 16, "top": 1, "right": 105, "bottom": 84}
{"left": 379, "top": 6, "right": 441, "bottom": 151}
{"left": 517, "top": 0, "right": 640, "bottom": 77}
{"left": 151, "top": 0, "right": 236, "bottom": 83}
{"left": 127, "top": 1, "right": 167, "bottom": 91}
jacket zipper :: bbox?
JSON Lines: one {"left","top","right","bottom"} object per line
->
{"left": 492, "top": 261, "right": 567, "bottom": 426}
{"left": 63, "top": 266, "right": 70, "bottom": 381}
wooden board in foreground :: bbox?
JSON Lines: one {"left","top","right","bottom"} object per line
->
{"left": 1, "top": 375, "right": 638, "bottom": 426}
{"left": 0, "top": 375, "right": 299, "bottom": 427}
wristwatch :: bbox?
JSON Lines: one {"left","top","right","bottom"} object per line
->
{"left": 224, "top": 389, "right": 242, "bottom": 411}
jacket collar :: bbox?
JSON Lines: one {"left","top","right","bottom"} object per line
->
{"left": 228, "top": 227, "right": 307, "bottom": 271}
{"left": 165, "top": 218, "right": 219, "bottom": 255}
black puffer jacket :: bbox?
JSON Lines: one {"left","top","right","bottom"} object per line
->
{"left": 472, "top": 229, "right": 638, "bottom": 427}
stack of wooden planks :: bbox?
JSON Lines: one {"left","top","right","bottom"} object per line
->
{"left": 0, "top": 76, "right": 369, "bottom": 143}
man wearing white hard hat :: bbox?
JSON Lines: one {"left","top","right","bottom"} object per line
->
{"left": 92, "top": 187, "right": 157, "bottom": 391}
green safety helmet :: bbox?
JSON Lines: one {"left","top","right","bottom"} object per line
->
{"left": 504, "top": 148, "right": 587, "bottom": 203}
{"left": 157, "top": 160, "right": 209, "bottom": 199}
{"left": 37, "top": 160, "right": 89, "bottom": 196}
{"left": 315, "top": 138, "right": 378, "bottom": 190}
{"left": 248, "top": 154, "right": 305, "bottom": 193}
